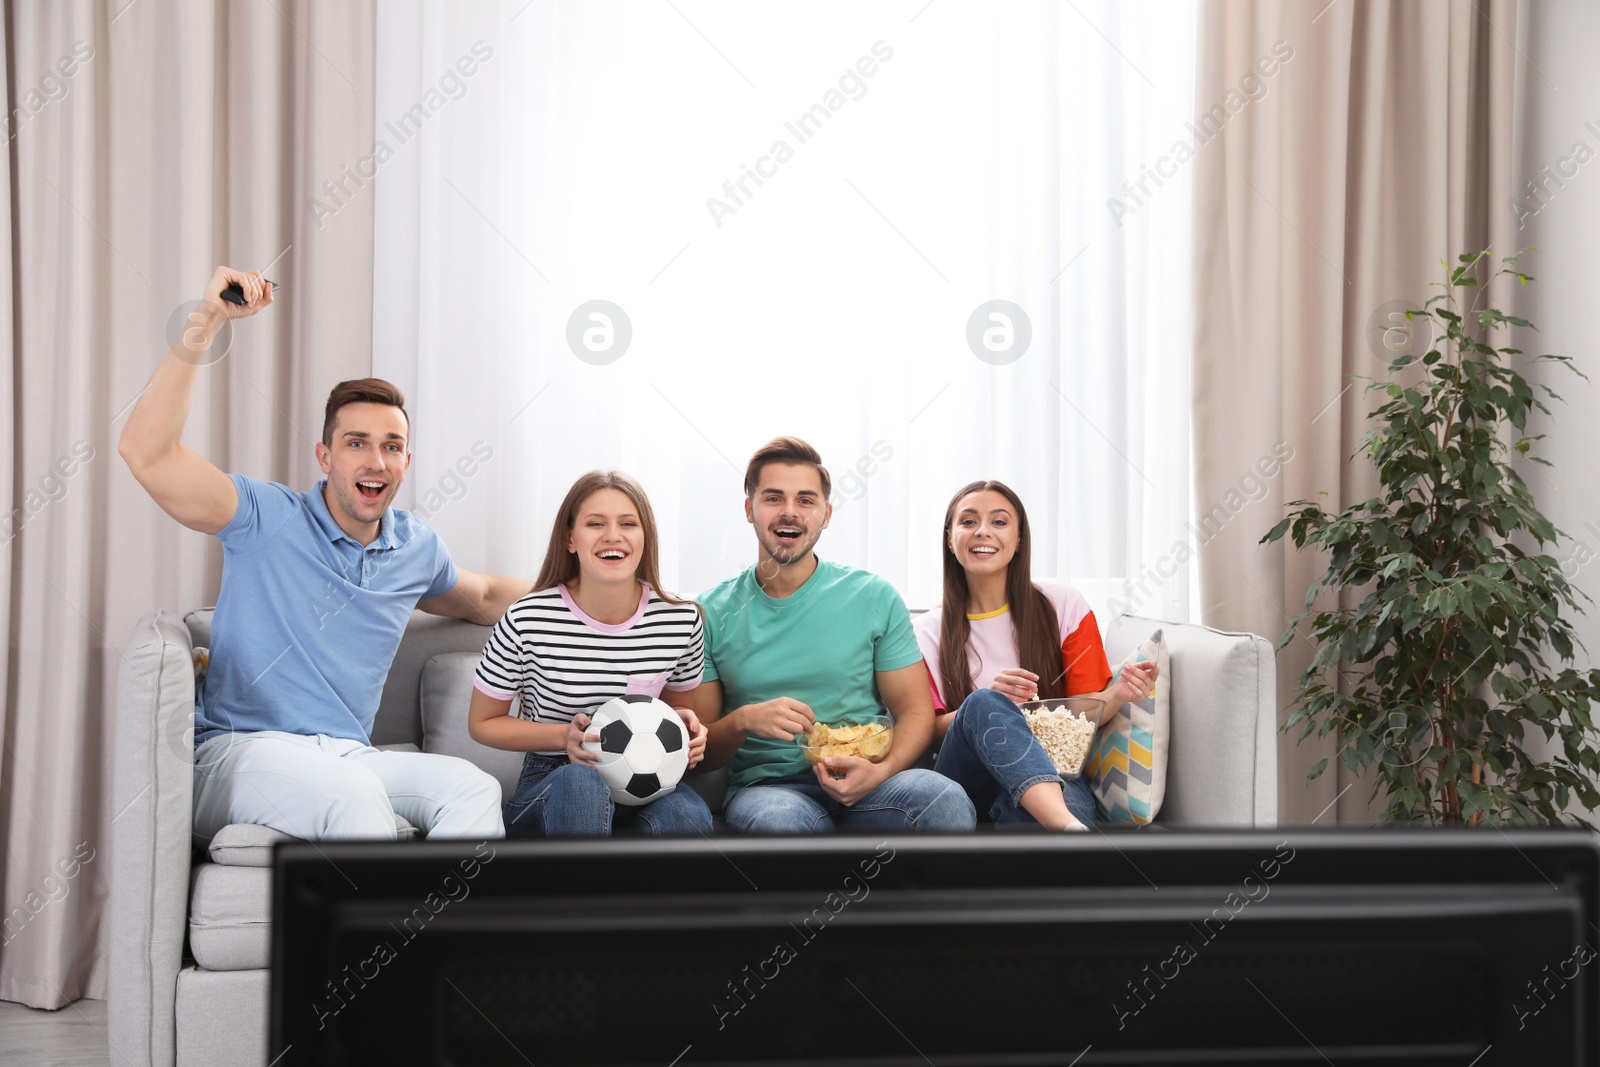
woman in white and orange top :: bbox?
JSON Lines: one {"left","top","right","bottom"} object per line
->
{"left": 913, "top": 480, "right": 1157, "bottom": 830}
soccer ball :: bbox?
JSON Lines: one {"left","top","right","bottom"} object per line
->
{"left": 582, "top": 695, "right": 690, "bottom": 806}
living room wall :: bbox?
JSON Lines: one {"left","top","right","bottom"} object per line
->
{"left": 1514, "top": 0, "right": 1600, "bottom": 673}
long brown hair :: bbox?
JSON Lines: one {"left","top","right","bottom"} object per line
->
{"left": 937, "top": 480, "right": 1063, "bottom": 710}
{"left": 533, "top": 471, "right": 689, "bottom": 606}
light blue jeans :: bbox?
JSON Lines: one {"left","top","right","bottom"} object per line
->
{"left": 503, "top": 753, "right": 712, "bottom": 838}
{"left": 934, "top": 689, "right": 1097, "bottom": 827}
{"left": 192, "top": 730, "right": 504, "bottom": 843}
{"left": 723, "top": 767, "right": 976, "bottom": 834}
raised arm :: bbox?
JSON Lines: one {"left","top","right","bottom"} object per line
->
{"left": 118, "top": 267, "right": 273, "bottom": 533}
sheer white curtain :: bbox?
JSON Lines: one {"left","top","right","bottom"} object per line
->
{"left": 373, "top": 0, "right": 1194, "bottom": 620}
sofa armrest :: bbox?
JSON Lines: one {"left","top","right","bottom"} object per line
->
{"left": 1106, "top": 615, "right": 1278, "bottom": 828}
{"left": 109, "top": 611, "right": 199, "bottom": 1067}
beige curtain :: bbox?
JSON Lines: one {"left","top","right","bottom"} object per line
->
{"left": 0, "top": 0, "right": 374, "bottom": 1009}
{"left": 1192, "top": 0, "right": 1520, "bottom": 824}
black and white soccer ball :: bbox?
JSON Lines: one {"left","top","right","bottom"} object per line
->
{"left": 581, "top": 695, "right": 690, "bottom": 806}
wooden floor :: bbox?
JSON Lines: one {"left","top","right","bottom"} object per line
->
{"left": 0, "top": 998, "right": 110, "bottom": 1066}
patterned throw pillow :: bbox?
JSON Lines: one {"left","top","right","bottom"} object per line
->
{"left": 1086, "top": 629, "right": 1171, "bottom": 825}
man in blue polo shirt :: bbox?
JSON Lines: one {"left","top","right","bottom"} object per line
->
{"left": 120, "top": 266, "right": 530, "bottom": 841}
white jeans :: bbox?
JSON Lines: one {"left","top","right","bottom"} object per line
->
{"left": 192, "top": 731, "right": 505, "bottom": 844}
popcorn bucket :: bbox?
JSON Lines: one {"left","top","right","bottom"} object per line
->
{"left": 1017, "top": 696, "right": 1105, "bottom": 779}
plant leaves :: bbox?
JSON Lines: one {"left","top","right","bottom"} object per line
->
{"left": 1266, "top": 248, "right": 1600, "bottom": 826}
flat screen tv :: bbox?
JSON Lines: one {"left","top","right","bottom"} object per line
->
{"left": 271, "top": 829, "right": 1598, "bottom": 1065}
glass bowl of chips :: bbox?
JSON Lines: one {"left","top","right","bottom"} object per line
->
{"left": 799, "top": 715, "right": 894, "bottom": 770}
{"left": 1017, "top": 697, "right": 1104, "bottom": 779}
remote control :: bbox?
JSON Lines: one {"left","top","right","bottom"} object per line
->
{"left": 220, "top": 279, "right": 279, "bottom": 306}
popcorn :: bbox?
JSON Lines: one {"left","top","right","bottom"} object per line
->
{"left": 1022, "top": 705, "right": 1096, "bottom": 776}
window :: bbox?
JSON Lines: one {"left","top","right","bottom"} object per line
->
{"left": 374, "top": 1, "right": 1196, "bottom": 621}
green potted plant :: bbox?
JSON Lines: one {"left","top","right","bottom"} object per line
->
{"left": 1263, "top": 250, "right": 1600, "bottom": 825}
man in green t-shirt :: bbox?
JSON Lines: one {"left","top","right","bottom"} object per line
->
{"left": 693, "top": 436, "right": 975, "bottom": 833}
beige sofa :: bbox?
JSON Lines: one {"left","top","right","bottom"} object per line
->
{"left": 107, "top": 608, "right": 1276, "bottom": 1066}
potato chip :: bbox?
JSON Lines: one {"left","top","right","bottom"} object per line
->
{"left": 800, "top": 719, "right": 893, "bottom": 764}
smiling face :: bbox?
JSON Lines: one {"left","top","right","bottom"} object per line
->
{"left": 315, "top": 402, "right": 410, "bottom": 540}
{"left": 948, "top": 489, "right": 1021, "bottom": 578}
{"left": 567, "top": 487, "right": 645, "bottom": 587}
{"left": 745, "top": 461, "right": 831, "bottom": 568}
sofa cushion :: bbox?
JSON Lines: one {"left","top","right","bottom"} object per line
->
{"left": 207, "top": 824, "right": 293, "bottom": 867}
{"left": 379, "top": 612, "right": 495, "bottom": 747}
{"left": 184, "top": 608, "right": 213, "bottom": 650}
{"left": 1087, "top": 628, "right": 1172, "bottom": 825}
{"left": 420, "top": 652, "right": 526, "bottom": 803}
{"left": 685, "top": 764, "right": 729, "bottom": 817}
{"left": 176, "top": 965, "right": 269, "bottom": 1067}
{"left": 1105, "top": 614, "right": 1276, "bottom": 827}
{"left": 208, "top": 813, "right": 420, "bottom": 867}
{"left": 189, "top": 863, "right": 271, "bottom": 970}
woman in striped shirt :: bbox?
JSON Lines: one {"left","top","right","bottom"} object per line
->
{"left": 913, "top": 480, "right": 1157, "bottom": 830}
{"left": 468, "top": 471, "right": 711, "bottom": 836}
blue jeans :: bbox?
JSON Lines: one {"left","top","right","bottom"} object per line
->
{"left": 503, "top": 753, "right": 713, "bottom": 838}
{"left": 723, "top": 767, "right": 976, "bottom": 834}
{"left": 934, "top": 689, "right": 1097, "bottom": 827}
